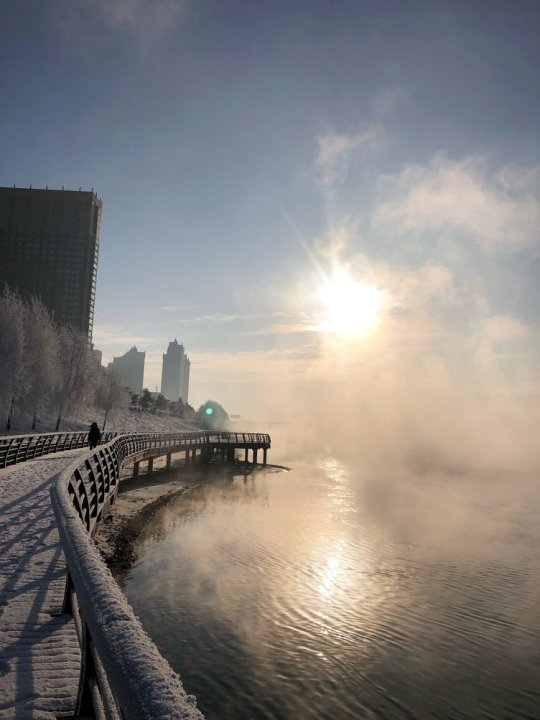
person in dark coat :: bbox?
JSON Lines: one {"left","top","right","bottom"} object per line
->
{"left": 88, "top": 422, "right": 101, "bottom": 449}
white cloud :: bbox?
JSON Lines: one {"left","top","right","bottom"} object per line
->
{"left": 482, "top": 314, "right": 530, "bottom": 342}
{"left": 92, "top": 325, "right": 156, "bottom": 349}
{"left": 316, "top": 125, "right": 387, "bottom": 186}
{"left": 372, "top": 155, "right": 540, "bottom": 251}
{"left": 54, "top": 0, "right": 189, "bottom": 45}
{"left": 159, "top": 310, "right": 292, "bottom": 325}
{"left": 387, "top": 262, "right": 456, "bottom": 311}
{"left": 89, "top": 0, "right": 188, "bottom": 37}
{"left": 496, "top": 164, "right": 540, "bottom": 194}
{"left": 372, "top": 86, "right": 410, "bottom": 116}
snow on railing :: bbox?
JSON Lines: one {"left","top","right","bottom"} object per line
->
{"left": 49, "top": 430, "right": 270, "bottom": 719}
{"left": 0, "top": 431, "right": 116, "bottom": 469}
{"left": 51, "top": 432, "right": 208, "bottom": 719}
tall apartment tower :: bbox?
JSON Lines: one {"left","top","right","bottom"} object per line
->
{"left": 161, "top": 339, "right": 190, "bottom": 403}
{"left": 182, "top": 355, "right": 191, "bottom": 404}
{"left": 111, "top": 346, "right": 145, "bottom": 395}
{"left": 0, "top": 186, "right": 102, "bottom": 339}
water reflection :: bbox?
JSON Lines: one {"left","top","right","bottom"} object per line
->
{"left": 120, "top": 461, "right": 540, "bottom": 720}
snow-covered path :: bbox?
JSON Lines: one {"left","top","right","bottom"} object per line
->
{"left": 0, "top": 451, "right": 83, "bottom": 719}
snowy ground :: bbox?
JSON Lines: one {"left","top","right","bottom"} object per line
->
{"left": 0, "top": 450, "right": 84, "bottom": 719}
{"left": 2, "top": 407, "right": 202, "bottom": 437}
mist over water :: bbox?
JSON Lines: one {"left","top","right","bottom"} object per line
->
{"left": 115, "top": 313, "right": 540, "bottom": 719}
{"left": 120, "top": 452, "right": 539, "bottom": 720}
{"left": 121, "top": 325, "right": 539, "bottom": 719}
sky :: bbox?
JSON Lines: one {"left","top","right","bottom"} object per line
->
{"left": 1, "top": 0, "right": 539, "bottom": 435}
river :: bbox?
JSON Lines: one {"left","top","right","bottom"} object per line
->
{"left": 118, "top": 457, "right": 539, "bottom": 720}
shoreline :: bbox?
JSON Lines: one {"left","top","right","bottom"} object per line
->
{"left": 94, "top": 465, "right": 201, "bottom": 574}
{"left": 94, "top": 461, "right": 289, "bottom": 574}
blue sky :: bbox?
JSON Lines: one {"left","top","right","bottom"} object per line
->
{"left": 1, "top": 1, "right": 539, "bottom": 423}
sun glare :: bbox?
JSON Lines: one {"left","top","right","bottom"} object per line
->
{"left": 317, "top": 270, "right": 381, "bottom": 337}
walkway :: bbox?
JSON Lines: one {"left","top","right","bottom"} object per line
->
{"left": 0, "top": 450, "right": 83, "bottom": 719}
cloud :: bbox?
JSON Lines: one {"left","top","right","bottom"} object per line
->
{"left": 188, "top": 346, "right": 321, "bottom": 414}
{"left": 90, "top": 0, "right": 188, "bottom": 37}
{"left": 53, "top": 0, "right": 189, "bottom": 44}
{"left": 92, "top": 324, "right": 171, "bottom": 370}
{"left": 316, "top": 125, "right": 387, "bottom": 186}
{"left": 372, "top": 155, "right": 540, "bottom": 251}
{"left": 92, "top": 324, "right": 157, "bottom": 349}
{"left": 159, "top": 310, "right": 292, "bottom": 325}
{"left": 235, "top": 322, "right": 316, "bottom": 338}
{"left": 371, "top": 86, "right": 411, "bottom": 116}
{"left": 481, "top": 314, "right": 530, "bottom": 342}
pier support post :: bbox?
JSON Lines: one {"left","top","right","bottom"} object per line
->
{"left": 147, "top": 457, "right": 154, "bottom": 474}
{"left": 253, "top": 449, "right": 258, "bottom": 465}
{"left": 133, "top": 461, "right": 140, "bottom": 478}
{"left": 166, "top": 453, "right": 171, "bottom": 469}
{"left": 263, "top": 448, "right": 267, "bottom": 465}
{"left": 244, "top": 448, "right": 248, "bottom": 462}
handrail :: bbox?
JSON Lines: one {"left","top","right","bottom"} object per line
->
{"left": 0, "top": 431, "right": 117, "bottom": 469}
{"left": 50, "top": 430, "right": 271, "bottom": 718}
{"left": 0, "top": 430, "right": 271, "bottom": 469}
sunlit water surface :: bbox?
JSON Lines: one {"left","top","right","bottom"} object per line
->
{"left": 119, "top": 460, "right": 539, "bottom": 720}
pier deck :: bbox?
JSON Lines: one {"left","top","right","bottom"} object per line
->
{"left": 0, "top": 451, "right": 83, "bottom": 719}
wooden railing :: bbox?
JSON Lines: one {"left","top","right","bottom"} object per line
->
{"left": 0, "top": 431, "right": 116, "bottom": 469}
{"left": 207, "top": 431, "right": 271, "bottom": 446}
{"left": 0, "top": 430, "right": 271, "bottom": 470}
{"left": 50, "top": 430, "right": 271, "bottom": 718}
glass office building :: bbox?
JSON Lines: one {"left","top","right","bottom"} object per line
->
{"left": 0, "top": 186, "right": 102, "bottom": 339}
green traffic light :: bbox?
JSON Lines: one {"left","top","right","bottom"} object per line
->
{"left": 206, "top": 407, "right": 213, "bottom": 415}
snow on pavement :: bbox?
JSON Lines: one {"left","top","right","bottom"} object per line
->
{"left": 0, "top": 450, "right": 84, "bottom": 719}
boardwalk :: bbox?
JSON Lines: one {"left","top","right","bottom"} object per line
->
{"left": 0, "top": 430, "right": 271, "bottom": 717}
{"left": 0, "top": 451, "right": 83, "bottom": 719}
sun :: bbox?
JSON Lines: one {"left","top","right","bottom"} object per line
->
{"left": 316, "top": 269, "right": 381, "bottom": 337}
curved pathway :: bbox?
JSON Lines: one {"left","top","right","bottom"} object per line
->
{"left": 0, "top": 450, "right": 83, "bottom": 719}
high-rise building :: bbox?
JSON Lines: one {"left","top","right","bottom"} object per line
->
{"left": 161, "top": 339, "right": 190, "bottom": 403}
{"left": 182, "top": 354, "right": 191, "bottom": 404}
{"left": 0, "top": 186, "right": 102, "bottom": 339}
{"left": 111, "top": 346, "right": 145, "bottom": 395}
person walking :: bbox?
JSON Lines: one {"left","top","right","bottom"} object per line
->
{"left": 88, "top": 422, "right": 101, "bottom": 449}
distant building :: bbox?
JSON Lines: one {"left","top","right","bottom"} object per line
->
{"left": 111, "top": 346, "right": 145, "bottom": 395}
{"left": 0, "top": 186, "right": 102, "bottom": 340}
{"left": 160, "top": 339, "right": 190, "bottom": 402}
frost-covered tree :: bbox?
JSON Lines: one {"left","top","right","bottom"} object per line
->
{"left": 52, "top": 326, "right": 89, "bottom": 431}
{"left": 94, "top": 367, "right": 130, "bottom": 431}
{"left": 140, "top": 388, "right": 153, "bottom": 410}
{"left": 0, "top": 287, "right": 29, "bottom": 430}
{"left": 23, "top": 297, "right": 60, "bottom": 430}
{"left": 155, "top": 393, "right": 168, "bottom": 412}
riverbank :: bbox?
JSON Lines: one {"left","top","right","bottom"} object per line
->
{"left": 94, "top": 464, "right": 202, "bottom": 574}
{"left": 94, "top": 460, "right": 288, "bottom": 575}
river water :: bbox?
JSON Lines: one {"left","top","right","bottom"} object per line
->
{"left": 119, "top": 458, "right": 539, "bottom": 720}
